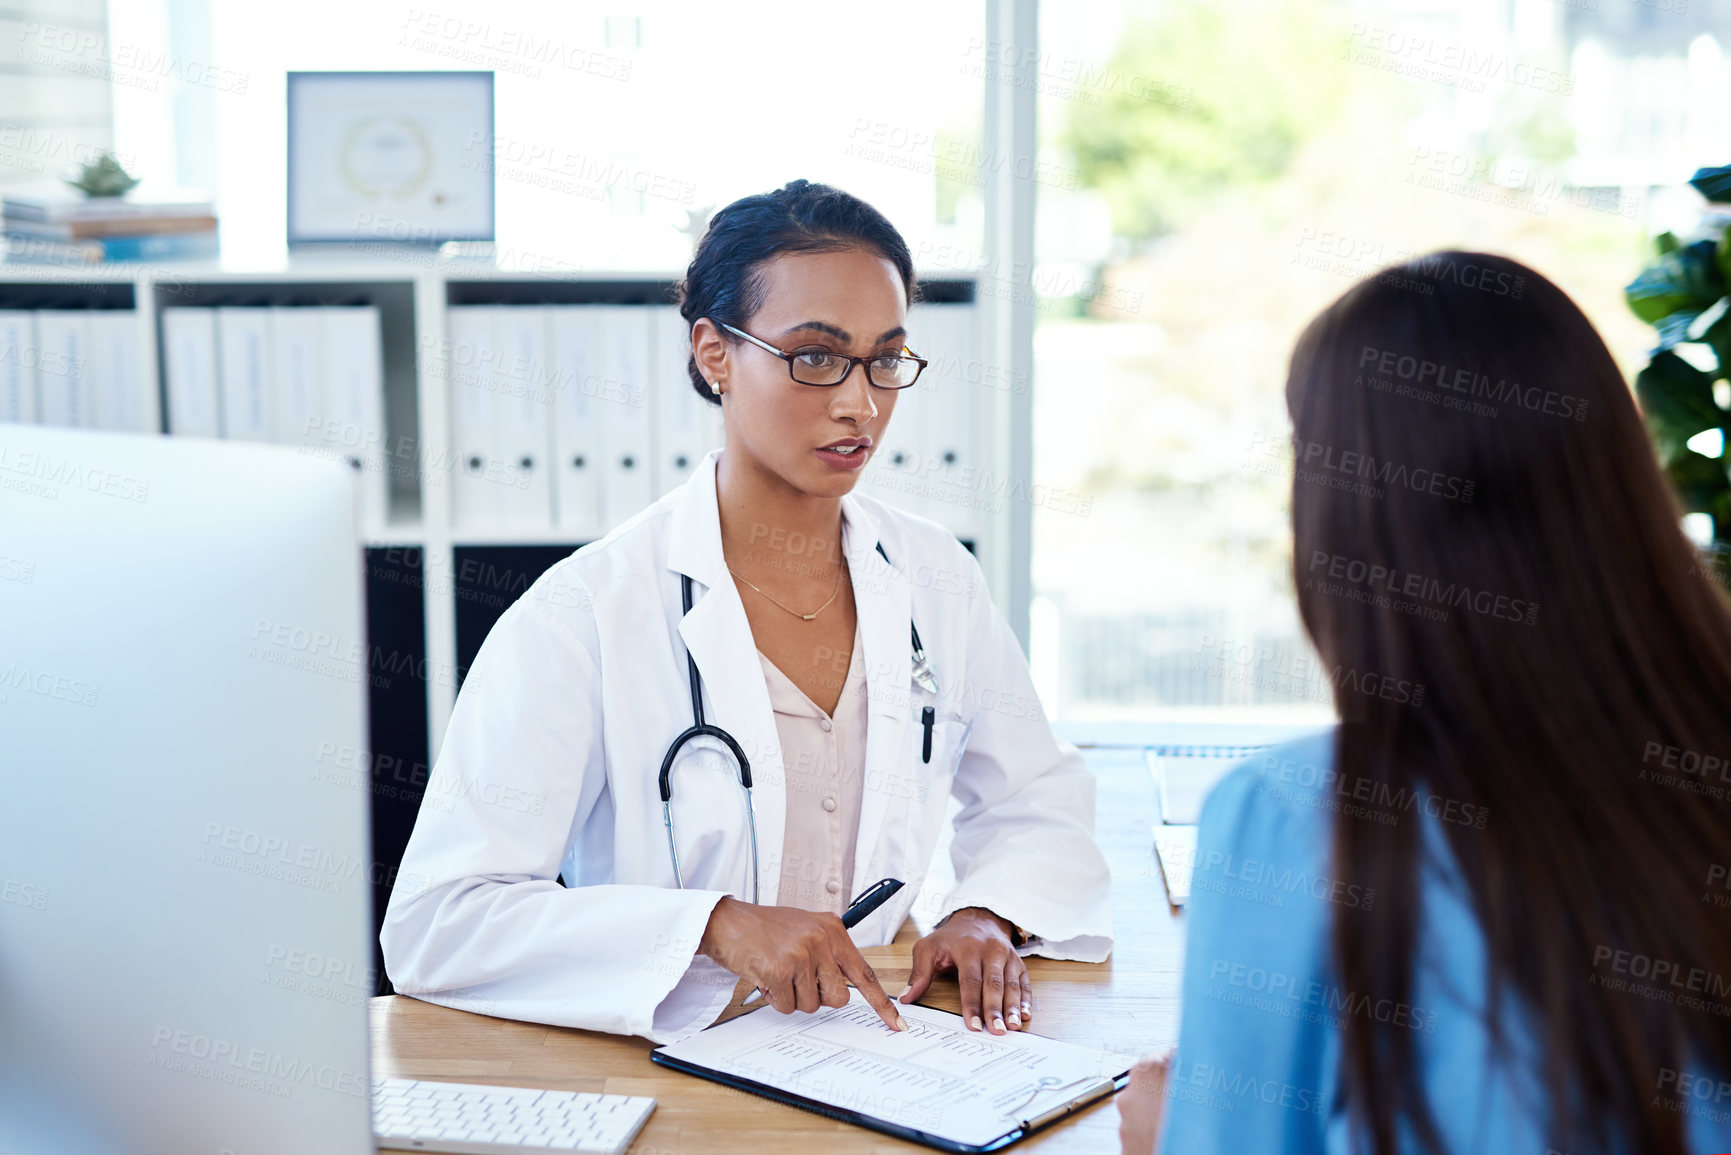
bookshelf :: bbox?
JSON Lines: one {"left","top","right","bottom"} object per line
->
{"left": 0, "top": 258, "right": 1010, "bottom": 755}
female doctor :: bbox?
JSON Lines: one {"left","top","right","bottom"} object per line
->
{"left": 381, "top": 179, "right": 1112, "bottom": 1045}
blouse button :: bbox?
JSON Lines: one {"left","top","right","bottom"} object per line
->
{"left": 822, "top": 797, "right": 837, "bottom": 812}
{"left": 826, "top": 879, "right": 842, "bottom": 894}
{"left": 819, "top": 718, "right": 833, "bottom": 733}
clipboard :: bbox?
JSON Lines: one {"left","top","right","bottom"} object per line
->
{"left": 650, "top": 991, "right": 1132, "bottom": 1152}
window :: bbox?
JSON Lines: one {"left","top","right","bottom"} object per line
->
{"left": 1025, "top": 0, "right": 1727, "bottom": 721}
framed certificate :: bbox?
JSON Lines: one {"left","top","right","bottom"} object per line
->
{"left": 287, "top": 71, "right": 495, "bottom": 245}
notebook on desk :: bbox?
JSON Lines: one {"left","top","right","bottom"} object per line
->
{"left": 651, "top": 990, "right": 1133, "bottom": 1152}
{"left": 1151, "top": 744, "right": 1268, "bottom": 825}
{"left": 1148, "top": 744, "right": 1268, "bottom": 906}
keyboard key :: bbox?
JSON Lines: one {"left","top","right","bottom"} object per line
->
{"left": 371, "top": 1078, "right": 655, "bottom": 1153}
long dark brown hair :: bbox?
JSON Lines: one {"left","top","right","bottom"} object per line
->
{"left": 1286, "top": 252, "right": 1731, "bottom": 1153}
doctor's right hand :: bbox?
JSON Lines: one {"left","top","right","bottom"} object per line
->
{"left": 698, "top": 897, "right": 908, "bottom": 1031}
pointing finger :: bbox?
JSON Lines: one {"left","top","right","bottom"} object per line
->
{"left": 832, "top": 931, "right": 907, "bottom": 1032}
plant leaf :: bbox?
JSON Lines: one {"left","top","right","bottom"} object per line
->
{"left": 1665, "top": 450, "right": 1731, "bottom": 515}
{"left": 1656, "top": 312, "right": 1700, "bottom": 351}
{"left": 1710, "top": 488, "right": 1731, "bottom": 544}
{"left": 1636, "top": 350, "right": 1723, "bottom": 461}
{"left": 1703, "top": 308, "right": 1731, "bottom": 378}
{"left": 1689, "top": 164, "right": 1731, "bottom": 204}
{"left": 1626, "top": 239, "right": 1726, "bottom": 333}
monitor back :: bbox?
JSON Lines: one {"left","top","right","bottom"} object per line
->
{"left": 0, "top": 425, "right": 375, "bottom": 1155}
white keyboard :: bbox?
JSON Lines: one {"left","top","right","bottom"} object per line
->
{"left": 372, "top": 1078, "right": 657, "bottom": 1154}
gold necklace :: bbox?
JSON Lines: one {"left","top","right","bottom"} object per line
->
{"left": 729, "top": 564, "right": 843, "bottom": 621}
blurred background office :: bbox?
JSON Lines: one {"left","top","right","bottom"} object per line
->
{"left": 9, "top": 0, "right": 1729, "bottom": 715}
{"left": 6, "top": 0, "right": 1730, "bottom": 779}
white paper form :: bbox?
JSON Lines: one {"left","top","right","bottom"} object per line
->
{"left": 655, "top": 989, "right": 1132, "bottom": 1148}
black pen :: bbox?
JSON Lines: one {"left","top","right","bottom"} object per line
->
{"left": 741, "top": 878, "right": 905, "bottom": 1006}
{"left": 839, "top": 877, "right": 904, "bottom": 928}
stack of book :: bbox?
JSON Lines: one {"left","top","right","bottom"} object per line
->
{"left": 1, "top": 187, "right": 219, "bottom": 263}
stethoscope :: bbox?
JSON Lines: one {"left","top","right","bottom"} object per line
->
{"left": 658, "top": 542, "right": 938, "bottom": 902}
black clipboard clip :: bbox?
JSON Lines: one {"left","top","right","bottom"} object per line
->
{"left": 1007, "top": 1074, "right": 1120, "bottom": 1132}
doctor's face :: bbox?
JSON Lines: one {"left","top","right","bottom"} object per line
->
{"left": 712, "top": 247, "right": 907, "bottom": 500}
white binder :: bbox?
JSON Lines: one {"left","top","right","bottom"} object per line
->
{"left": 446, "top": 305, "right": 501, "bottom": 529}
{"left": 493, "top": 305, "right": 554, "bottom": 527}
{"left": 321, "top": 306, "right": 388, "bottom": 530}
{"left": 0, "top": 311, "right": 38, "bottom": 424}
{"left": 269, "top": 306, "right": 323, "bottom": 449}
{"left": 548, "top": 305, "right": 603, "bottom": 537}
{"left": 160, "top": 308, "right": 221, "bottom": 437}
{"left": 909, "top": 302, "right": 980, "bottom": 538}
{"left": 598, "top": 305, "right": 654, "bottom": 528}
{"left": 650, "top": 305, "right": 710, "bottom": 498}
{"left": 861, "top": 308, "right": 930, "bottom": 521}
{"left": 215, "top": 307, "right": 275, "bottom": 442}
{"left": 35, "top": 311, "right": 94, "bottom": 429}
{"left": 87, "top": 311, "right": 151, "bottom": 433}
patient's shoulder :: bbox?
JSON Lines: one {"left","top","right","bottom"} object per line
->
{"left": 1200, "top": 730, "right": 1340, "bottom": 871}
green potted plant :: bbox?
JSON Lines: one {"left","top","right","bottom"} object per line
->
{"left": 1625, "top": 163, "right": 1731, "bottom": 588}
{"left": 65, "top": 151, "right": 141, "bottom": 198}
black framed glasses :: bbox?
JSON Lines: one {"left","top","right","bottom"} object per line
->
{"left": 717, "top": 321, "right": 928, "bottom": 389}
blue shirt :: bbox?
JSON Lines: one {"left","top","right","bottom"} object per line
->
{"left": 1157, "top": 730, "right": 1731, "bottom": 1154}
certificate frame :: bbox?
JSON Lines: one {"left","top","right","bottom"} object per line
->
{"left": 286, "top": 70, "right": 496, "bottom": 246}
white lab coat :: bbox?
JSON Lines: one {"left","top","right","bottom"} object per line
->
{"left": 381, "top": 450, "right": 1112, "bottom": 1044}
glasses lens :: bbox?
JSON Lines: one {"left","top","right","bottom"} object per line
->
{"left": 789, "top": 349, "right": 850, "bottom": 386}
{"left": 868, "top": 355, "right": 920, "bottom": 389}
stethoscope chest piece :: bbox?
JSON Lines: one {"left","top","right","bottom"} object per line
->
{"left": 875, "top": 541, "right": 941, "bottom": 696}
{"left": 911, "top": 652, "right": 940, "bottom": 695}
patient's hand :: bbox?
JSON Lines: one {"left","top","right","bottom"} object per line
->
{"left": 1117, "top": 1049, "right": 1172, "bottom": 1155}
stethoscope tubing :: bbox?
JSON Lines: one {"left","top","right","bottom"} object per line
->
{"left": 662, "top": 544, "right": 931, "bottom": 904}
{"left": 662, "top": 574, "right": 762, "bottom": 902}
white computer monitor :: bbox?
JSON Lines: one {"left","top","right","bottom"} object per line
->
{"left": 0, "top": 425, "right": 375, "bottom": 1154}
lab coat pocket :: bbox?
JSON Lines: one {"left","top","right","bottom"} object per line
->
{"left": 892, "top": 697, "right": 973, "bottom": 888}
{"left": 908, "top": 697, "right": 974, "bottom": 800}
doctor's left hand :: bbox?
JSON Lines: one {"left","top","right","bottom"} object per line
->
{"left": 901, "top": 907, "right": 1031, "bottom": 1036}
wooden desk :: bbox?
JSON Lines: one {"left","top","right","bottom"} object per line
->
{"left": 371, "top": 748, "right": 1185, "bottom": 1153}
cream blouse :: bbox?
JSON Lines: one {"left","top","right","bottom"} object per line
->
{"left": 757, "top": 622, "right": 869, "bottom": 916}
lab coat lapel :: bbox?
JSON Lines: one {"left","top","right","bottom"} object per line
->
{"left": 667, "top": 452, "right": 786, "bottom": 906}
{"left": 842, "top": 496, "right": 914, "bottom": 900}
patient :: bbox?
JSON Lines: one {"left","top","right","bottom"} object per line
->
{"left": 1120, "top": 252, "right": 1731, "bottom": 1154}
